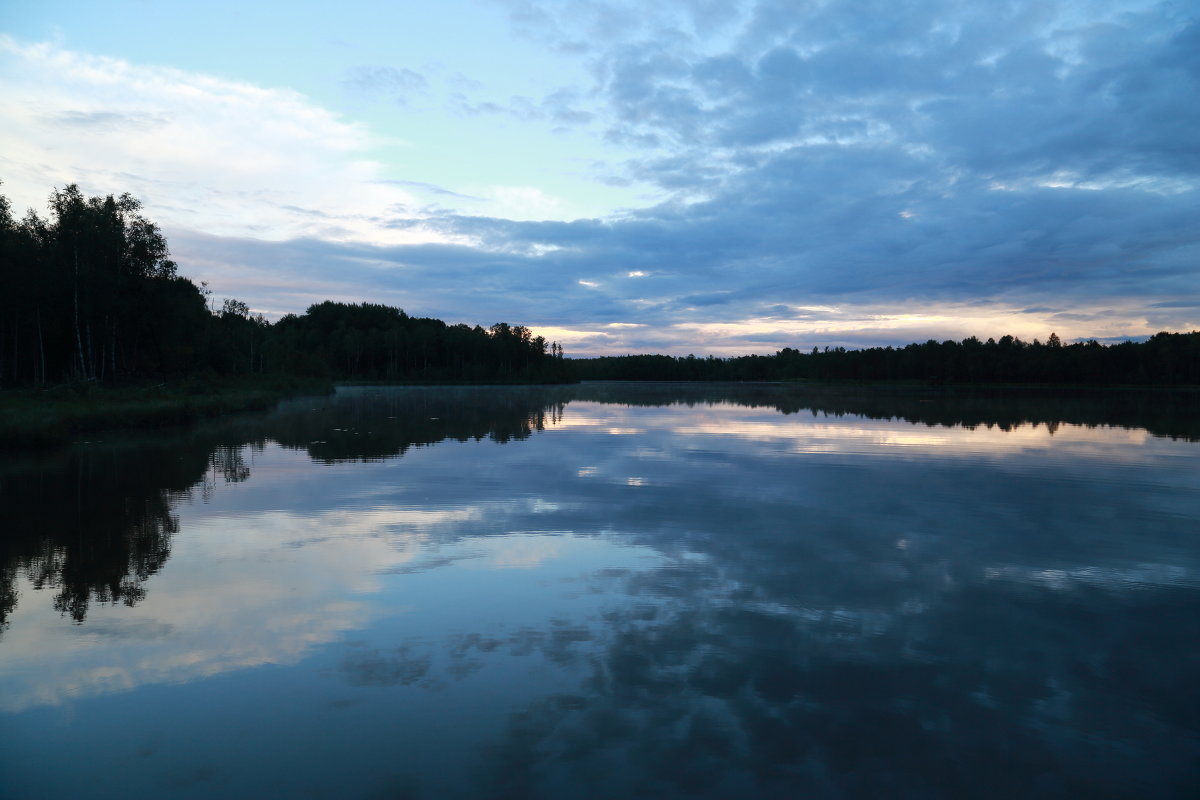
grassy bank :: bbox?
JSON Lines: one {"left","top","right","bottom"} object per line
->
{"left": 0, "top": 376, "right": 333, "bottom": 449}
{"left": 335, "top": 377, "right": 579, "bottom": 386}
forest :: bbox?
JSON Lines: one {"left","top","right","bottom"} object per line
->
{"left": 0, "top": 183, "right": 571, "bottom": 386}
{"left": 2, "top": 181, "right": 1197, "bottom": 393}
{"left": 575, "top": 331, "right": 1200, "bottom": 385}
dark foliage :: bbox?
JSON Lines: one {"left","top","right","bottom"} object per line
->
{"left": 267, "top": 304, "right": 572, "bottom": 383}
{"left": 0, "top": 182, "right": 203, "bottom": 384}
{"left": 575, "top": 332, "right": 1200, "bottom": 386}
{"left": 0, "top": 182, "right": 570, "bottom": 386}
{"left": 5, "top": 181, "right": 1195, "bottom": 389}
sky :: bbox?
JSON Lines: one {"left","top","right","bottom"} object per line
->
{"left": 1, "top": 0, "right": 1197, "bottom": 355}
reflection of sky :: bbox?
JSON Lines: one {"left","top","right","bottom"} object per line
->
{"left": 2, "top": 390, "right": 1198, "bottom": 797}
{"left": 4, "top": 399, "right": 1194, "bottom": 708}
{"left": 675, "top": 417, "right": 1152, "bottom": 455}
{"left": 0, "top": 500, "right": 464, "bottom": 711}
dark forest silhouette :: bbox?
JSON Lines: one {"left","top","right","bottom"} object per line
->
{"left": 575, "top": 331, "right": 1200, "bottom": 385}
{"left": 0, "top": 182, "right": 570, "bottom": 386}
{"left": 2, "top": 181, "right": 1197, "bottom": 390}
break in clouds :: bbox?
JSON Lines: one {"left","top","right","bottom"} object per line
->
{"left": 2, "top": 0, "right": 1198, "bottom": 354}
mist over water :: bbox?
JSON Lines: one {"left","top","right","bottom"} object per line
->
{"left": 1, "top": 384, "right": 1197, "bottom": 798}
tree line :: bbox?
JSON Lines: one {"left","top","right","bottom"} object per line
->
{"left": 0, "top": 183, "right": 570, "bottom": 386}
{"left": 4, "top": 181, "right": 1196, "bottom": 390}
{"left": 575, "top": 331, "right": 1200, "bottom": 385}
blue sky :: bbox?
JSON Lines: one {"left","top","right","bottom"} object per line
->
{"left": 2, "top": 0, "right": 1197, "bottom": 354}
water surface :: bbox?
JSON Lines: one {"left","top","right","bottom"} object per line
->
{"left": 1, "top": 384, "right": 1197, "bottom": 798}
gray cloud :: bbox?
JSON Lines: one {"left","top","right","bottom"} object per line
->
{"left": 341, "top": 65, "right": 429, "bottom": 100}
{"left": 447, "top": 86, "right": 597, "bottom": 128}
{"left": 51, "top": 110, "right": 167, "bottom": 130}
{"left": 173, "top": 1, "right": 1198, "bottom": 351}
{"left": 376, "top": 179, "right": 487, "bottom": 202}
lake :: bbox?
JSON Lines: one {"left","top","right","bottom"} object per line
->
{"left": 1, "top": 383, "right": 1198, "bottom": 798}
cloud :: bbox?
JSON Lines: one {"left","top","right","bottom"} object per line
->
{"left": 52, "top": 109, "right": 169, "bottom": 130}
{"left": 341, "top": 65, "right": 429, "bottom": 100}
{"left": 377, "top": 179, "right": 487, "bottom": 201}
{"left": 0, "top": 502, "right": 459, "bottom": 712}
{"left": 163, "top": 224, "right": 1187, "bottom": 354}
{"left": 0, "top": 36, "right": 445, "bottom": 245}
{"left": 455, "top": 0, "right": 1197, "bottom": 345}
{"left": 3, "top": 2, "right": 1196, "bottom": 353}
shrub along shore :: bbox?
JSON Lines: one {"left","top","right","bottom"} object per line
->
{"left": 0, "top": 180, "right": 573, "bottom": 449}
{"left": 3, "top": 181, "right": 1197, "bottom": 450}
{"left": 0, "top": 376, "right": 332, "bottom": 449}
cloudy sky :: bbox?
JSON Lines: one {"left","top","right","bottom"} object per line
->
{"left": 2, "top": 1, "right": 1197, "bottom": 355}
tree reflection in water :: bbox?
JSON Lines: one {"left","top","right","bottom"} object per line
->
{"left": 2, "top": 383, "right": 1193, "bottom": 631}
{"left": 0, "top": 387, "right": 568, "bottom": 630}
{"left": 1, "top": 444, "right": 196, "bottom": 627}
{"left": 0, "top": 384, "right": 1196, "bottom": 798}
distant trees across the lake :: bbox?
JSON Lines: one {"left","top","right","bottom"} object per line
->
{"left": 4, "top": 181, "right": 1197, "bottom": 390}
{"left": 575, "top": 332, "right": 1200, "bottom": 386}
{"left": 0, "top": 182, "right": 569, "bottom": 386}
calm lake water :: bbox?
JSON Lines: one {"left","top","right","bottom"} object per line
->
{"left": 2, "top": 383, "right": 1198, "bottom": 798}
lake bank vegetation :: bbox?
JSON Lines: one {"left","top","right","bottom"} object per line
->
{"left": 0, "top": 375, "right": 331, "bottom": 449}
{"left": 574, "top": 330, "right": 1200, "bottom": 386}
{"left": 2, "top": 180, "right": 1197, "bottom": 448}
{"left": 0, "top": 183, "right": 571, "bottom": 389}
{"left": 0, "top": 182, "right": 571, "bottom": 444}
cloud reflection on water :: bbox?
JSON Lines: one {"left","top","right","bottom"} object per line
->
{"left": 0, "top": 503, "right": 482, "bottom": 711}
{"left": 1, "top": 385, "right": 1197, "bottom": 797}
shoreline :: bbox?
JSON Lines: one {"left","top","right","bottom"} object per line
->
{"left": 3, "top": 377, "right": 1195, "bottom": 451}
{"left": 0, "top": 377, "right": 333, "bottom": 450}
